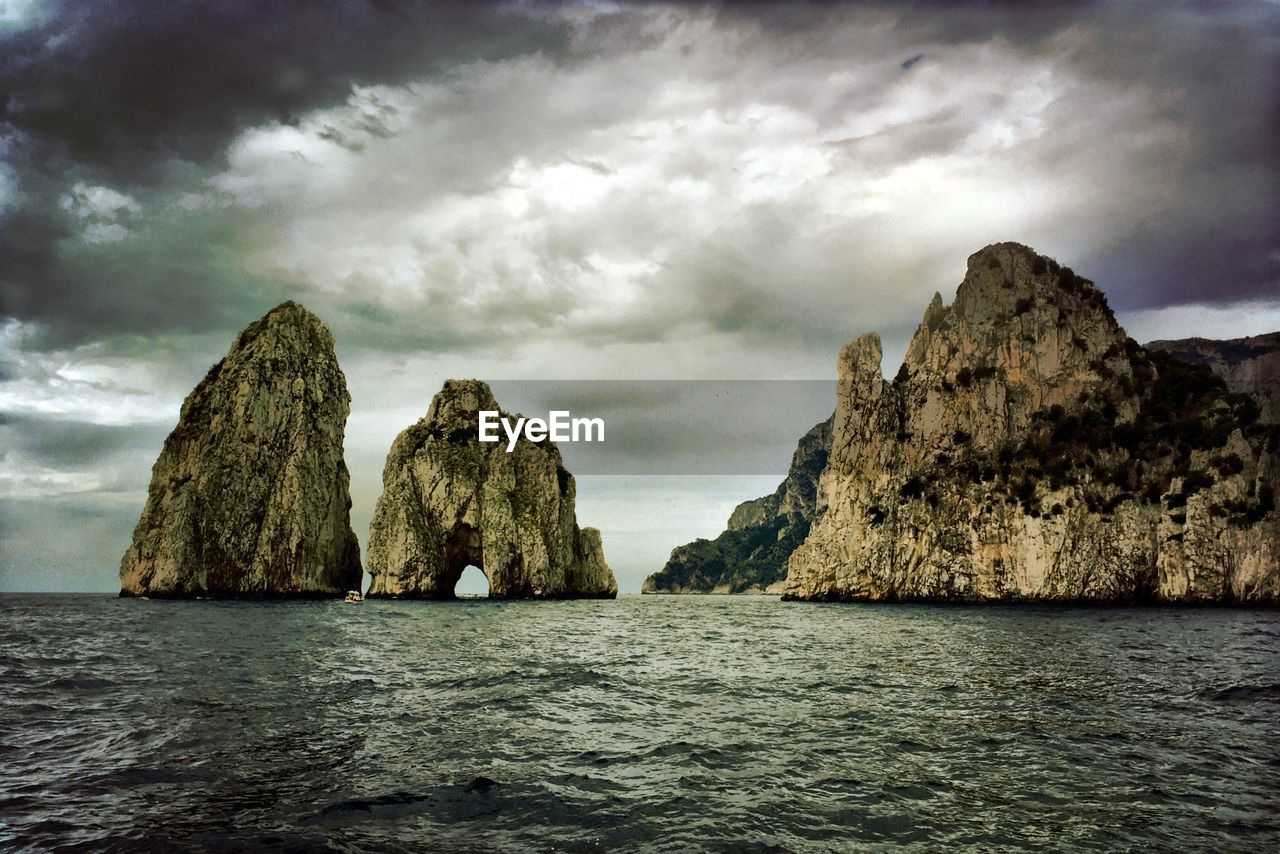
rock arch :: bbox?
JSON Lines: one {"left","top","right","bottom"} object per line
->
{"left": 365, "top": 380, "right": 617, "bottom": 600}
{"left": 440, "top": 523, "right": 489, "bottom": 597}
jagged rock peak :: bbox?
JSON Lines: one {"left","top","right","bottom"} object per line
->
{"left": 232, "top": 299, "right": 329, "bottom": 344}
{"left": 120, "top": 301, "right": 363, "bottom": 598}
{"left": 366, "top": 379, "right": 618, "bottom": 600}
{"left": 883, "top": 242, "right": 1140, "bottom": 454}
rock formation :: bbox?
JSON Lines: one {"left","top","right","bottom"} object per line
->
{"left": 784, "top": 242, "right": 1279, "bottom": 604}
{"left": 1147, "top": 332, "right": 1280, "bottom": 423}
{"left": 365, "top": 380, "right": 617, "bottom": 599}
{"left": 642, "top": 417, "right": 831, "bottom": 594}
{"left": 120, "top": 302, "right": 363, "bottom": 597}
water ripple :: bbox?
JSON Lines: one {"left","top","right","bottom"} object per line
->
{"left": 0, "top": 594, "right": 1277, "bottom": 851}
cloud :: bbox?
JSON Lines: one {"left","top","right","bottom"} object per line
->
{"left": 1125, "top": 298, "right": 1280, "bottom": 346}
{"left": 0, "top": 0, "right": 568, "bottom": 177}
{"left": 0, "top": 0, "right": 571, "bottom": 345}
{"left": 199, "top": 5, "right": 1211, "bottom": 363}
{"left": 59, "top": 181, "right": 141, "bottom": 219}
{"left": 0, "top": 132, "right": 20, "bottom": 211}
{"left": 3, "top": 2, "right": 1275, "bottom": 352}
{"left": 0, "top": 0, "right": 43, "bottom": 30}
{"left": 0, "top": 164, "right": 15, "bottom": 211}
{"left": 58, "top": 181, "right": 142, "bottom": 242}
{"left": 0, "top": 317, "right": 221, "bottom": 425}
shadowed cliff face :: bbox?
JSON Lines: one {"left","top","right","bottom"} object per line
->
{"left": 1148, "top": 333, "right": 1280, "bottom": 424}
{"left": 365, "top": 380, "right": 617, "bottom": 600}
{"left": 120, "top": 302, "right": 362, "bottom": 597}
{"left": 786, "top": 243, "right": 1280, "bottom": 604}
{"left": 641, "top": 417, "right": 832, "bottom": 594}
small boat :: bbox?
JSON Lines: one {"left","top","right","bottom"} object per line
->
{"left": 344, "top": 590, "right": 363, "bottom": 603}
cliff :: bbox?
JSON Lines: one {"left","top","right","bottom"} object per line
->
{"left": 1147, "top": 332, "right": 1280, "bottom": 423}
{"left": 120, "top": 302, "right": 363, "bottom": 597}
{"left": 784, "top": 243, "right": 1279, "bottom": 604}
{"left": 365, "top": 380, "right": 617, "bottom": 599}
{"left": 641, "top": 417, "right": 831, "bottom": 594}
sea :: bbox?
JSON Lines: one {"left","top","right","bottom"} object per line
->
{"left": 1, "top": 594, "right": 1277, "bottom": 852}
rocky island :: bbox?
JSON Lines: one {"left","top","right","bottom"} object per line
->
{"left": 784, "top": 243, "right": 1279, "bottom": 604}
{"left": 119, "top": 302, "right": 363, "bottom": 598}
{"left": 365, "top": 380, "right": 617, "bottom": 599}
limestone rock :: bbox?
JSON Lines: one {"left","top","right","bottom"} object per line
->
{"left": 366, "top": 380, "right": 617, "bottom": 599}
{"left": 1147, "top": 332, "right": 1280, "bottom": 423}
{"left": 120, "top": 302, "right": 363, "bottom": 597}
{"left": 785, "top": 243, "right": 1280, "bottom": 604}
{"left": 642, "top": 417, "right": 831, "bottom": 594}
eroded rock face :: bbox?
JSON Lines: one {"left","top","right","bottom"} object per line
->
{"left": 366, "top": 380, "right": 617, "bottom": 599}
{"left": 641, "top": 417, "right": 831, "bottom": 594}
{"left": 120, "top": 302, "right": 363, "bottom": 597}
{"left": 1148, "top": 333, "right": 1280, "bottom": 423}
{"left": 785, "top": 243, "right": 1280, "bottom": 604}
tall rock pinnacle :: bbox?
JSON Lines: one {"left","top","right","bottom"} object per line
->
{"left": 119, "top": 302, "right": 363, "bottom": 598}
{"left": 366, "top": 380, "right": 618, "bottom": 599}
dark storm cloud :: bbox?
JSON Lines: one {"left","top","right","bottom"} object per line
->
{"left": 0, "top": 0, "right": 566, "bottom": 178}
{"left": 0, "top": 0, "right": 568, "bottom": 346}
{"left": 727, "top": 1, "right": 1279, "bottom": 313}
{"left": 3, "top": 0, "right": 1277, "bottom": 353}
{"left": 1001, "top": 1, "right": 1279, "bottom": 312}
{"left": 0, "top": 194, "right": 300, "bottom": 346}
{"left": 0, "top": 412, "right": 167, "bottom": 467}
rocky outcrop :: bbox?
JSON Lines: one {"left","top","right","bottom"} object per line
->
{"left": 120, "top": 302, "right": 362, "bottom": 598}
{"left": 642, "top": 417, "right": 831, "bottom": 594}
{"left": 785, "top": 243, "right": 1280, "bottom": 604}
{"left": 1147, "top": 332, "right": 1280, "bottom": 423}
{"left": 365, "top": 380, "right": 617, "bottom": 599}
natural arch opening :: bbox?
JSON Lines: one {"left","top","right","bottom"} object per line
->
{"left": 454, "top": 564, "right": 489, "bottom": 598}
{"left": 442, "top": 522, "right": 485, "bottom": 599}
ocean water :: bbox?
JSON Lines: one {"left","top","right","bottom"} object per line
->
{"left": 1, "top": 595, "right": 1278, "bottom": 852}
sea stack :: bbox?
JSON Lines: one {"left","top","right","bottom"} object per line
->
{"left": 642, "top": 416, "right": 831, "bottom": 594}
{"left": 785, "top": 242, "right": 1280, "bottom": 604}
{"left": 119, "top": 302, "right": 363, "bottom": 598}
{"left": 365, "top": 380, "right": 618, "bottom": 599}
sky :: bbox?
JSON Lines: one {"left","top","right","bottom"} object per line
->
{"left": 1, "top": 0, "right": 1277, "bottom": 593}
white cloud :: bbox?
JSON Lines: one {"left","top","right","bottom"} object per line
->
{"left": 0, "top": 319, "right": 204, "bottom": 426}
{"left": 0, "top": 450, "right": 105, "bottom": 498}
{"left": 1121, "top": 299, "right": 1280, "bottom": 344}
{"left": 60, "top": 182, "right": 141, "bottom": 220}
{"left": 59, "top": 181, "right": 142, "bottom": 242}
{"left": 0, "top": 0, "right": 43, "bottom": 30}
{"left": 204, "top": 6, "right": 1193, "bottom": 375}
{"left": 81, "top": 222, "right": 130, "bottom": 244}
